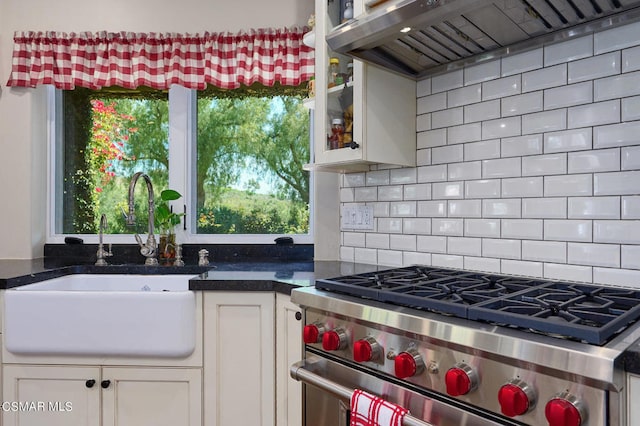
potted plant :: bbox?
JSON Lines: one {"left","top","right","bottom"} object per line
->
{"left": 155, "top": 189, "right": 184, "bottom": 264}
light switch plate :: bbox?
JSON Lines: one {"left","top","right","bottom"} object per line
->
{"left": 341, "top": 205, "right": 374, "bottom": 230}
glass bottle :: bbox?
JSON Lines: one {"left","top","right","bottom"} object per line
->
{"left": 328, "top": 57, "right": 340, "bottom": 87}
{"left": 330, "top": 118, "right": 344, "bottom": 149}
{"left": 343, "top": 0, "right": 354, "bottom": 22}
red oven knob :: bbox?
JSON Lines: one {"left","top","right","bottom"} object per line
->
{"left": 353, "top": 337, "right": 381, "bottom": 363}
{"left": 303, "top": 323, "right": 325, "bottom": 344}
{"left": 545, "top": 392, "right": 585, "bottom": 426}
{"left": 322, "top": 328, "right": 348, "bottom": 351}
{"left": 445, "top": 363, "right": 478, "bottom": 396}
{"left": 498, "top": 379, "right": 536, "bottom": 417}
{"left": 394, "top": 349, "right": 424, "bottom": 379}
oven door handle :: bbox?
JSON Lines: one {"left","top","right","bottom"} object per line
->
{"left": 290, "top": 360, "right": 435, "bottom": 426}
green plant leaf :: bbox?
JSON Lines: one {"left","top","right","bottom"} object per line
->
{"left": 160, "top": 189, "right": 182, "bottom": 201}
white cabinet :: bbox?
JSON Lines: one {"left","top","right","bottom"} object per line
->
{"left": 276, "top": 293, "right": 303, "bottom": 426}
{"left": 3, "top": 365, "right": 202, "bottom": 426}
{"left": 629, "top": 373, "right": 640, "bottom": 421}
{"left": 203, "top": 292, "right": 275, "bottom": 426}
{"left": 309, "top": 0, "right": 416, "bottom": 172}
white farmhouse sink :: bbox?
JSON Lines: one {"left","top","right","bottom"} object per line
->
{"left": 4, "top": 274, "right": 196, "bottom": 358}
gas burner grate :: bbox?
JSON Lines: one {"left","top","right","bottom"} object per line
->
{"left": 316, "top": 266, "right": 640, "bottom": 345}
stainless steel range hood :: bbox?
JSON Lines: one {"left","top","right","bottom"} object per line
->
{"left": 327, "top": 0, "right": 640, "bottom": 79}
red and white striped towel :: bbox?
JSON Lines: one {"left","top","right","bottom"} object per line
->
{"left": 350, "top": 389, "right": 409, "bottom": 426}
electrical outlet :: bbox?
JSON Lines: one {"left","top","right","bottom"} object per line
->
{"left": 341, "top": 205, "right": 374, "bottom": 230}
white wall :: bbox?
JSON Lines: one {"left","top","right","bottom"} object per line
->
{"left": 0, "top": 0, "right": 314, "bottom": 259}
{"left": 340, "top": 20, "right": 640, "bottom": 288}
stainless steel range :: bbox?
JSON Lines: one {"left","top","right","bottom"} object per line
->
{"left": 290, "top": 266, "right": 640, "bottom": 426}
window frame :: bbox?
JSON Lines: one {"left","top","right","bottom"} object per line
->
{"left": 46, "top": 85, "right": 314, "bottom": 245}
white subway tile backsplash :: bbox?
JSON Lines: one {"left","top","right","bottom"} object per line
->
{"left": 502, "top": 177, "right": 543, "bottom": 198}
{"left": 448, "top": 200, "right": 482, "bottom": 217}
{"left": 502, "top": 219, "right": 543, "bottom": 240}
{"left": 432, "top": 145, "right": 464, "bottom": 165}
{"left": 366, "top": 233, "right": 390, "bottom": 249}
{"left": 433, "top": 181, "right": 464, "bottom": 199}
{"left": 482, "top": 75, "right": 521, "bottom": 101}
{"left": 594, "top": 71, "right": 640, "bottom": 101}
{"left": 448, "top": 85, "right": 481, "bottom": 108}
{"left": 594, "top": 171, "right": 640, "bottom": 195}
{"left": 405, "top": 183, "right": 432, "bottom": 201}
{"left": 344, "top": 173, "right": 365, "bottom": 187}
{"left": 522, "top": 64, "right": 567, "bottom": 93}
{"left": 417, "top": 78, "right": 431, "bottom": 97}
{"left": 544, "top": 128, "right": 592, "bottom": 153}
{"left": 343, "top": 232, "right": 366, "bottom": 247}
{"left": 378, "top": 185, "right": 403, "bottom": 201}
{"left": 366, "top": 170, "right": 390, "bottom": 186}
{"left": 568, "top": 243, "right": 620, "bottom": 268}
{"left": 377, "top": 218, "right": 403, "bottom": 233}
{"left": 354, "top": 187, "right": 377, "bottom": 202}
{"left": 447, "top": 123, "right": 482, "bottom": 145}
{"left": 448, "top": 237, "right": 482, "bottom": 256}
{"left": 522, "top": 153, "right": 567, "bottom": 176}
{"left": 448, "top": 162, "right": 481, "bottom": 181}
{"left": 522, "top": 240, "right": 567, "bottom": 263}
{"left": 416, "top": 114, "right": 432, "bottom": 132}
{"left": 482, "top": 199, "right": 521, "bottom": 218}
{"left": 464, "top": 139, "right": 501, "bottom": 161}
{"left": 594, "top": 122, "right": 640, "bottom": 149}
{"left": 417, "top": 165, "right": 448, "bottom": 183}
{"left": 501, "top": 92, "right": 543, "bottom": 117}
{"left": 417, "top": 128, "right": 447, "bottom": 149}
{"left": 432, "top": 70, "right": 463, "bottom": 93}
{"left": 522, "top": 109, "right": 567, "bottom": 135}
{"left": 390, "top": 168, "right": 417, "bottom": 184}
{"left": 544, "top": 174, "right": 592, "bottom": 197}
{"left": 464, "top": 257, "right": 501, "bottom": 273}
{"left": 418, "top": 200, "right": 447, "bottom": 217}
{"left": 501, "top": 134, "right": 543, "bottom": 158}
{"left": 390, "top": 202, "right": 417, "bottom": 217}
{"left": 501, "top": 260, "right": 543, "bottom": 277}
{"left": 544, "top": 220, "right": 593, "bottom": 242}
{"left": 465, "top": 60, "right": 501, "bottom": 85}
{"left": 377, "top": 250, "right": 404, "bottom": 266}
{"left": 340, "top": 188, "right": 354, "bottom": 202}
{"left": 568, "top": 100, "right": 620, "bottom": 129}
{"left": 544, "top": 82, "right": 593, "bottom": 110}
{"left": 482, "top": 117, "right": 522, "bottom": 139}
{"left": 623, "top": 46, "right": 640, "bottom": 73}
{"left": 622, "top": 96, "right": 640, "bottom": 121}
{"left": 622, "top": 146, "right": 640, "bottom": 170}
{"left": 431, "top": 218, "right": 464, "bottom": 236}
{"left": 593, "top": 268, "right": 640, "bottom": 288}
{"left": 594, "top": 21, "right": 640, "bottom": 54}
{"left": 594, "top": 221, "right": 640, "bottom": 244}
{"left": 568, "top": 196, "right": 620, "bottom": 219}
{"left": 372, "top": 202, "right": 390, "bottom": 217}
{"left": 544, "top": 263, "right": 592, "bottom": 283}
{"left": 464, "top": 219, "right": 501, "bottom": 238}
{"left": 417, "top": 92, "right": 446, "bottom": 114}
{"left": 432, "top": 254, "right": 464, "bottom": 269}
{"left": 622, "top": 197, "right": 640, "bottom": 219}
{"left": 464, "top": 100, "right": 501, "bottom": 123}
{"left": 403, "top": 251, "right": 432, "bottom": 266}
{"left": 483, "top": 239, "right": 521, "bottom": 260}
{"left": 390, "top": 234, "right": 417, "bottom": 251}
{"left": 417, "top": 149, "right": 431, "bottom": 166}
{"left": 340, "top": 246, "right": 355, "bottom": 262}
{"left": 622, "top": 245, "right": 640, "bottom": 270}
{"left": 482, "top": 158, "right": 521, "bottom": 178}
{"left": 522, "top": 198, "right": 567, "bottom": 218}
{"left": 465, "top": 179, "right": 501, "bottom": 198}
{"left": 432, "top": 107, "right": 464, "bottom": 129}
{"left": 544, "top": 35, "right": 593, "bottom": 66}
{"left": 568, "top": 148, "right": 620, "bottom": 173}
{"left": 403, "top": 218, "right": 433, "bottom": 235}
{"left": 354, "top": 248, "right": 377, "bottom": 264}
{"left": 417, "top": 235, "right": 447, "bottom": 253}
{"left": 568, "top": 52, "right": 620, "bottom": 83}
{"left": 502, "top": 48, "right": 543, "bottom": 77}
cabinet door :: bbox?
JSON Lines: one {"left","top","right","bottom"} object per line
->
{"left": 629, "top": 374, "right": 640, "bottom": 421}
{"left": 276, "top": 293, "right": 303, "bottom": 426}
{"left": 203, "top": 292, "right": 275, "bottom": 426}
{"left": 2, "top": 365, "right": 100, "bottom": 426}
{"left": 101, "top": 367, "right": 202, "bottom": 426}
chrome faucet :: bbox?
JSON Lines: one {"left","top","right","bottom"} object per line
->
{"left": 126, "top": 172, "right": 158, "bottom": 266}
{"left": 95, "top": 213, "right": 113, "bottom": 266}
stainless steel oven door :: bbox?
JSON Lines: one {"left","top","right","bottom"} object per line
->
{"left": 292, "top": 352, "right": 524, "bottom": 426}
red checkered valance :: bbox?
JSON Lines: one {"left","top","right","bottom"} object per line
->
{"left": 6, "top": 27, "right": 314, "bottom": 90}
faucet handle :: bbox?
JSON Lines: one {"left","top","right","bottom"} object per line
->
{"left": 198, "top": 249, "right": 210, "bottom": 266}
{"left": 106, "top": 243, "right": 113, "bottom": 257}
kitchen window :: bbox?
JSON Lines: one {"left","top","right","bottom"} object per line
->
{"left": 48, "top": 83, "right": 312, "bottom": 243}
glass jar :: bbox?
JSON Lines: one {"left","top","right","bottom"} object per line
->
{"left": 343, "top": 0, "right": 354, "bottom": 22}
{"left": 330, "top": 118, "right": 344, "bottom": 149}
{"left": 346, "top": 62, "right": 353, "bottom": 83}
{"left": 328, "top": 57, "right": 340, "bottom": 87}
